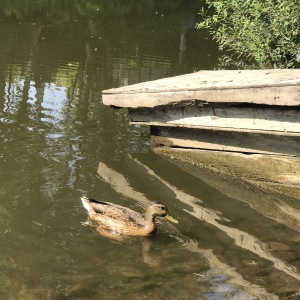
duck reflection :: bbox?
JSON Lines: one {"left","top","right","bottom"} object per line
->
{"left": 83, "top": 218, "right": 163, "bottom": 267}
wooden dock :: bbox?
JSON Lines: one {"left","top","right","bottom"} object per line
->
{"left": 102, "top": 69, "right": 300, "bottom": 156}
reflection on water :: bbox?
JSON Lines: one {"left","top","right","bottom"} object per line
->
{"left": 96, "top": 157, "right": 300, "bottom": 299}
{"left": 0, "top": 1, "right": 300, "bottom": 299}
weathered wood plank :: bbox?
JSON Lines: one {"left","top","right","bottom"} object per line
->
{"left": 151, "top": 127, "right": 300, "bottom": 156}
{"left": 133, "top": 121, "right": 300, "bottom": 137}
{"left": 129, "top": 106, "right": 300, "bottom": 133}
{"left": 102, "top": 69, "right": 300, "bottom": 108}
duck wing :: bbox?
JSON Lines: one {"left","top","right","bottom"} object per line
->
{"left": 88, "top": 199, "right": 145, "bottom": 233}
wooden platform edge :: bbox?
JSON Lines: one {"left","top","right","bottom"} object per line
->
{"left": 102, "top": 69, "right": 300, "bottom": 108}
{"left": 103, "top": 86, "right": 300, "bottom": 107}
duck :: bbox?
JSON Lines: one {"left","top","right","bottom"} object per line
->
{"left": 81, "top": 196, "right": 178, "bottom": 236}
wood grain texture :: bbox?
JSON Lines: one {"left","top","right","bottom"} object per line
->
{"left": 103, "top": 69, "right": 300, "bottom": 107}
{"left": 151, "top": 127, "right": 300, "bottom": 156}
{"left": 129, "top": 106, "right": 300, "bottom": 133}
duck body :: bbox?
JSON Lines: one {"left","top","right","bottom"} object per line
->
{"left": 81, "top": 196, "right": 178, "bottom": 237}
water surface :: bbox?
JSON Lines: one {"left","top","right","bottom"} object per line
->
{"left": 0, "top": 1, "right": 300, "bottom": 299}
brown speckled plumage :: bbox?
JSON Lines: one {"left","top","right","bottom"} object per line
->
{"left": 81, "top": 196, "right": 178, "bottom": 236}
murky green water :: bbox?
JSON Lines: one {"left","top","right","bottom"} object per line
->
{"left": 1, "top": 1, "right": 300, "bottom": 299}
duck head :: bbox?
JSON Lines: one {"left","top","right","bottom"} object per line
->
{"left": 146, "top": 201, "right": 178, "bottom": 224}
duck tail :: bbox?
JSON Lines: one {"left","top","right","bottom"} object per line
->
{"left": 81, "top": 196, "right": 92, "bottom": 212}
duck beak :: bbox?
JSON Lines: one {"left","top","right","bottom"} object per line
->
{"left": 165, "top": 213, "right": 179, "bottom": 224}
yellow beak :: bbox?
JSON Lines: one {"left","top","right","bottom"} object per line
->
{"left": 165, "top": 213, "right": 179, "bottom": 224}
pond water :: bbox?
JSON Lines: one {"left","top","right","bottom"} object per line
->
{"left": 0, "top": 1, "right": 300, "bottom": 299}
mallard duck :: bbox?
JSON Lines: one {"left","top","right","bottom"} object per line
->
{"left": 81, "top": 196, "right": 178, "bottom": 236}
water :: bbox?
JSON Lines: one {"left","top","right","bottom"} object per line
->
{"left": 0, "top": 1, "right": 300, "bottom": 299}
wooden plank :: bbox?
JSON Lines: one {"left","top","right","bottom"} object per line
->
{"left": 132, "top": 121, "right": 300, "bottom": 137}
{"left": 102, "top": 69, "right": 300, "bottom": 108}
{"left": 103, "top": 86, "right": 300, "bottom": 108}
{"left": 151, "top": 127, "right": 300, "bottom": 156}
{"left": 129, "top": 106, "right": 300, "bottom": 133}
